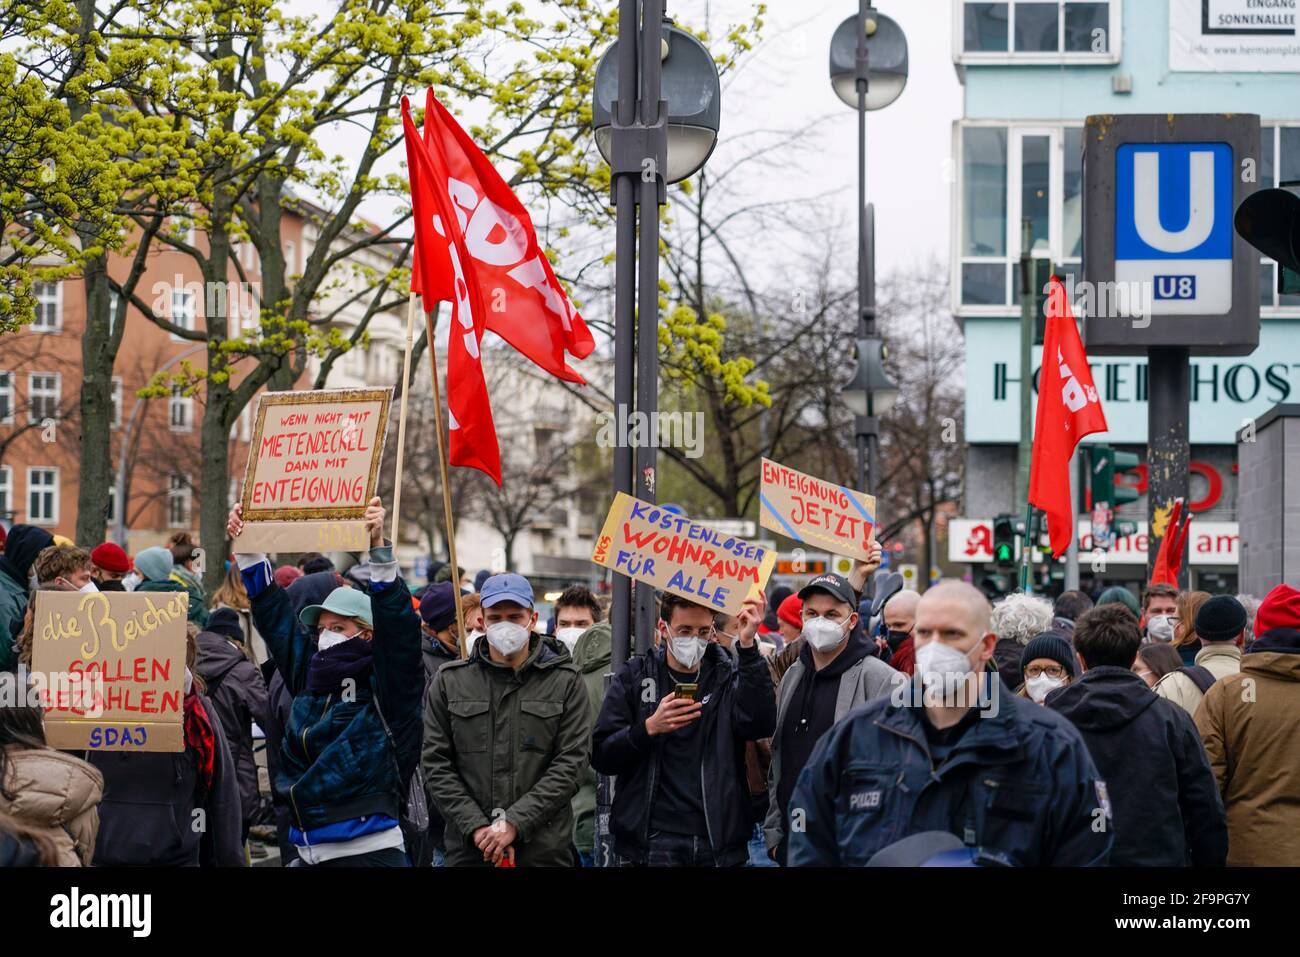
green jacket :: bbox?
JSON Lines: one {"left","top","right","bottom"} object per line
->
{"left": 0, "top": 574, "right": 28, "bottom": 673}
{"left": 568, "top": 622, "right": 630, "bottom": 854}
{"left": 422, "top": 632, "right": 589, "bottom": 867}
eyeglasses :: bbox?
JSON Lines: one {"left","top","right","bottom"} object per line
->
{"left": 1024, "top": 664, "right": 1068, "bottom": 680}
{"left": 669, "top": 625, "right": 715, "bottom": 640}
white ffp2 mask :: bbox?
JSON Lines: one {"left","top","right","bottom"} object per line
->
{"left": 486, "top": 621, "right": 530, "bottom": 656}
{"left": 801, "top": 617, "right": 847, "bottom": 652}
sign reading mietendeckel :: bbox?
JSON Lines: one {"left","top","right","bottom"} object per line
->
{"left": 235, "top": 388, "right": 392, "bottom": 552}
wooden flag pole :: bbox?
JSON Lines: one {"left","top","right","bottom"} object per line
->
{"left": 389, "top": 294, "right": 419, "bottom": 547}
{"left": 422, "top": 303, "right": 469, "bottom": 657}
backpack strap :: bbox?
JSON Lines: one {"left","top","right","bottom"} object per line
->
{"left": 1179, "top": 665, "right": 1216, "bottom": 695}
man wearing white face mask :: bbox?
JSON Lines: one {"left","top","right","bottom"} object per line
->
{"left": 423, "top": 572, "right": 590, "bottom": 867}
{"left": 763, "top": 573, "right": 902, "bottom": 865}
{"left": 592, "top": 590, "right": 775, "bottom": 866}
{"left": 552, "top": 585, "right": 600, "bottom": 654}
{"left": 788, "top": 581, "right": 1112, "bottom": 867}
{"left": 32, "top": 544, "right": 97, "bottom": 593}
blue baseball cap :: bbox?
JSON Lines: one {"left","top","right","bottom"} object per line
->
{"left": 480, "top": 573, "right": 534, "bottom": 609}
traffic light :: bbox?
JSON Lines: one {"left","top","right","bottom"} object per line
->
{"left": 1090, "top": 445, "right": 1140, "bottom": 510}
{"left": 1235, "top": 184, "right": 1300, "bottom": 295}
{"left": 992, "top": 515, "right": 1017, "bottom": 569}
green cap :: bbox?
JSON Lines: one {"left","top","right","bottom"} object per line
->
{"left": 299, "top": 586, "right": 374, "bottom": 630}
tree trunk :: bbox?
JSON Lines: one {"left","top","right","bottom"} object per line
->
{"left": 75, "top": 256, "right": 114, "bottom": 545}
{"left": 200, "top": 372, "right": 231, "bottom": 595}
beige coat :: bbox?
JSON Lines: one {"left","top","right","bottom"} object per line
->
{"left": 0, "top": 747, "right": 104, "bottom": 866}
{"left": 1194, "top": 651, "right": 1300, "bottom": 866}
{"left": 1154, "top": 643, "right": 1242, "bottom": 717}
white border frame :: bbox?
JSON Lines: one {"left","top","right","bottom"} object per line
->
{"left": 26, "top": 465, "right": 59, "bottom": 526}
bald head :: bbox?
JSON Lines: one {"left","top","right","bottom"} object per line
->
{"left": 917, "top": 581, "right": 992, "bottom": 636}
{"left": 883, "top": 589, "right": 921, "bottom": 633}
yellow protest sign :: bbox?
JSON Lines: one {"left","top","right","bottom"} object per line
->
{"left": 235, "top": 387, "right": 392, "bottom": 552}
{"left": 31, "top": 590, "right": 189, "bottom": 751}
{"left": 592, "top": 493, "right": 775, "bottom": 616}
{"left": 759, "top": 457, "right": 877, "bottom": 562}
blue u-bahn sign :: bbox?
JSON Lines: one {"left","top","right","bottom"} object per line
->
{"left": 1083, "top": 114, "right": 1260, "bottom": 356}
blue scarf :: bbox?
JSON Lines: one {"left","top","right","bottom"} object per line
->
{"left": 306, "top": 636, "right": 374, "bottom": 694}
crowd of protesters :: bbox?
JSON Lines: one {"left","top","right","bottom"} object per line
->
{"left": 0, "top": 505, "right": 1297, "bottom": 868}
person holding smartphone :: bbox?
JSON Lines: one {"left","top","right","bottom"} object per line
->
{"left": 592, "top": 590, "right": 776, "bottom": 867}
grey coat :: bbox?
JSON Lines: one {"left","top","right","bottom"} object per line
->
{"left": 763, "top": 653, "right": 904, "bottom": 852}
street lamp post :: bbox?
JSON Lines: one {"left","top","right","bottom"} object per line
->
{"left": 593, "top": 4, "right": 721, "bottom": 661}
{"left": 830, "top": 3, "right": 907, "bottom": 495}
{"left": 592, "top": 0, "right": 720, "bottom": 869}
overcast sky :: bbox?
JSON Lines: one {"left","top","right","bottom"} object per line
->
{"left": 694, "top": 0, "right": 964, "bottom": 276}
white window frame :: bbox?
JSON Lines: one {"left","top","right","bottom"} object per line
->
{"left": 109, "top": 290, "right": 122, "bottom": 336}
{"left": 27, "top": 467, "right": 59, "bottom": 526}
{"left": 0, "top": 466, "right": 11, "bottom": 520}
{"left": 107, "top": 483, "right": 118, "bottom": 526}
{"left": 27, "top": 371, "right": 60, "bottom": 425}
{"left": 110, "top": 376, "right": 123, "bottom": 429}
{"left": 953, "top": 120, "right": 1082, "bottom": 317}
{"left": 170, "top": 289, "right": 195, "bottom": 342}
{"left": 167, "top": 473, "right": 192, "bottom": 528}
{"left": 953, "top": 118, "right": 1300, "bottom": 318}
{"left": 1260, "top": 121, "right": 1300, "bottom": 315}
{"left": 31, "top": 281, "right": 62, "bottom": 332}
{"left": 169, "top": 385, "right": 193, "bottom": 433}
{"left": 0, "top": 372, "right": 12, "bottom": 426}
{"left": 952, "top": 0, "right": 1121, "bottom": 65}
{"left": 284, "top": 240, "right": 296, "bottom": 275}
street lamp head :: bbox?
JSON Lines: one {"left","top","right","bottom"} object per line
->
{"left": 593, "top": 22, "right": 722, "bottom": 184}
{"left": 829, "top": 8, "right": 908, "bottom": 111}
{"left": 842, "top": 337, "right": 899, "bottom": 417}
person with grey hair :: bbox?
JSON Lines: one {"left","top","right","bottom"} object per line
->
{"left": 990, "top": 593, "right": 1055, "bottom": 691}
{"left": 1235, "top": 594, "right": 1259, "bottom": 649}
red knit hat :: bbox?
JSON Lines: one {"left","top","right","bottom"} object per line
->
{"left": 90, "top": 542, "right": 132, "bottom": 575}
{"left": 777, "top": 593, "right": 803, "bottom": 630}
{"left": 1255, "top": 583, "right": 1300, "bottom": 637}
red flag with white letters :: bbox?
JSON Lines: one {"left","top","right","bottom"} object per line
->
{"left": 1029, "top": 277, "right": 1109, "bottom": 557}
{"left": 417, "top": 89, "right": 594, "bottom": 382}
{"left": 402, "top": 96, "right": 501, "bottom": 483}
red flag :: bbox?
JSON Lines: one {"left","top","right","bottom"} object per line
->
{"left": 1029, "top": 277, "right": 1109, "bottom": 557}
{"left": 1150, "top": 498, "right": 1193, "bottom": 587}
{"left": 419, "top": 89, "right": 594, "bottom": 383}
{"left": 402, "top": 96, "right": 501, "bottom": 484}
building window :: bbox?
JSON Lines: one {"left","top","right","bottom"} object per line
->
{"left": 109, "top": 290, "right": 122, "bottom": 336}
{"left": 1259, "top": 124, "right": 1300, "bottom": 310}
{"left": 167, "top": 473, "right": 192, "bottom": 527}
{"left": 107, "top": 484, "right": 118, "bottom": 526}
{"left": 28, "top": 468, "right": 58, "bottom": 525}
{"left": 169, "top": 385, "right": 192, "bottom": 433}
{"left": 0, "top": 372, "right": 11, "bottom": 425}
{"left": 110, "top": 377, "right": 123, "bottom": 429}
{"left": 957, "top": 122, "right": 1083, "bottom": 311}
{"left": 32, "top": 282, "right": 62, "bottom": 331}
{"left": 0, "top": 466, "right": 11, "bottom": 521}
{"left": 958, "top": 1, "right": 1116, "bottom": 61}
{"left": 170, "top": 289, "right": 195, "bottom": 341}
{"left": 28, "top": 372, "right": 60, "bottom": 424}
{"left": 284, "top": 240, "right": 296, "bottom": 275}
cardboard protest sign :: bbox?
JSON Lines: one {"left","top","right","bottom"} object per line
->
{"left": 31, "top": 591, "right": 189, "bottom": 751}
{"left": 235, "top": 388, "right": 392, "bottom": 552}
{"left": 759, "top": 457, "right": 878, "bottom": 562}
{"left": 591, "top": 493, "right": 775, "bottom": 616}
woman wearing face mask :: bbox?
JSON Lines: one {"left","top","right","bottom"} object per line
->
{"left": 1018, "top": 632, "right": 1078, "bottom": 704}
{"left": 1172, "top": 590, "right": 1210, "bottom": 666}
{"left": 227, "top": 498, "right": 423, "bottom": 867}
{"left": 1133, "top": 641, "right": 1183, "bottom": 687}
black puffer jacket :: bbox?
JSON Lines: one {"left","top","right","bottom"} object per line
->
{"left": 196, "top": 630, "right": 270, "bottom": 835}
{"left": 1046, "top": 666, "right": 1227, "bottom": 866}
{"left": 592, "top": 641, "right": 776, "bottom": 866}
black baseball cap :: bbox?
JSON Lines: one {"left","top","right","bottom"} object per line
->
{"left": 798, "top": 573, "right": 856, "bottom": 607}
